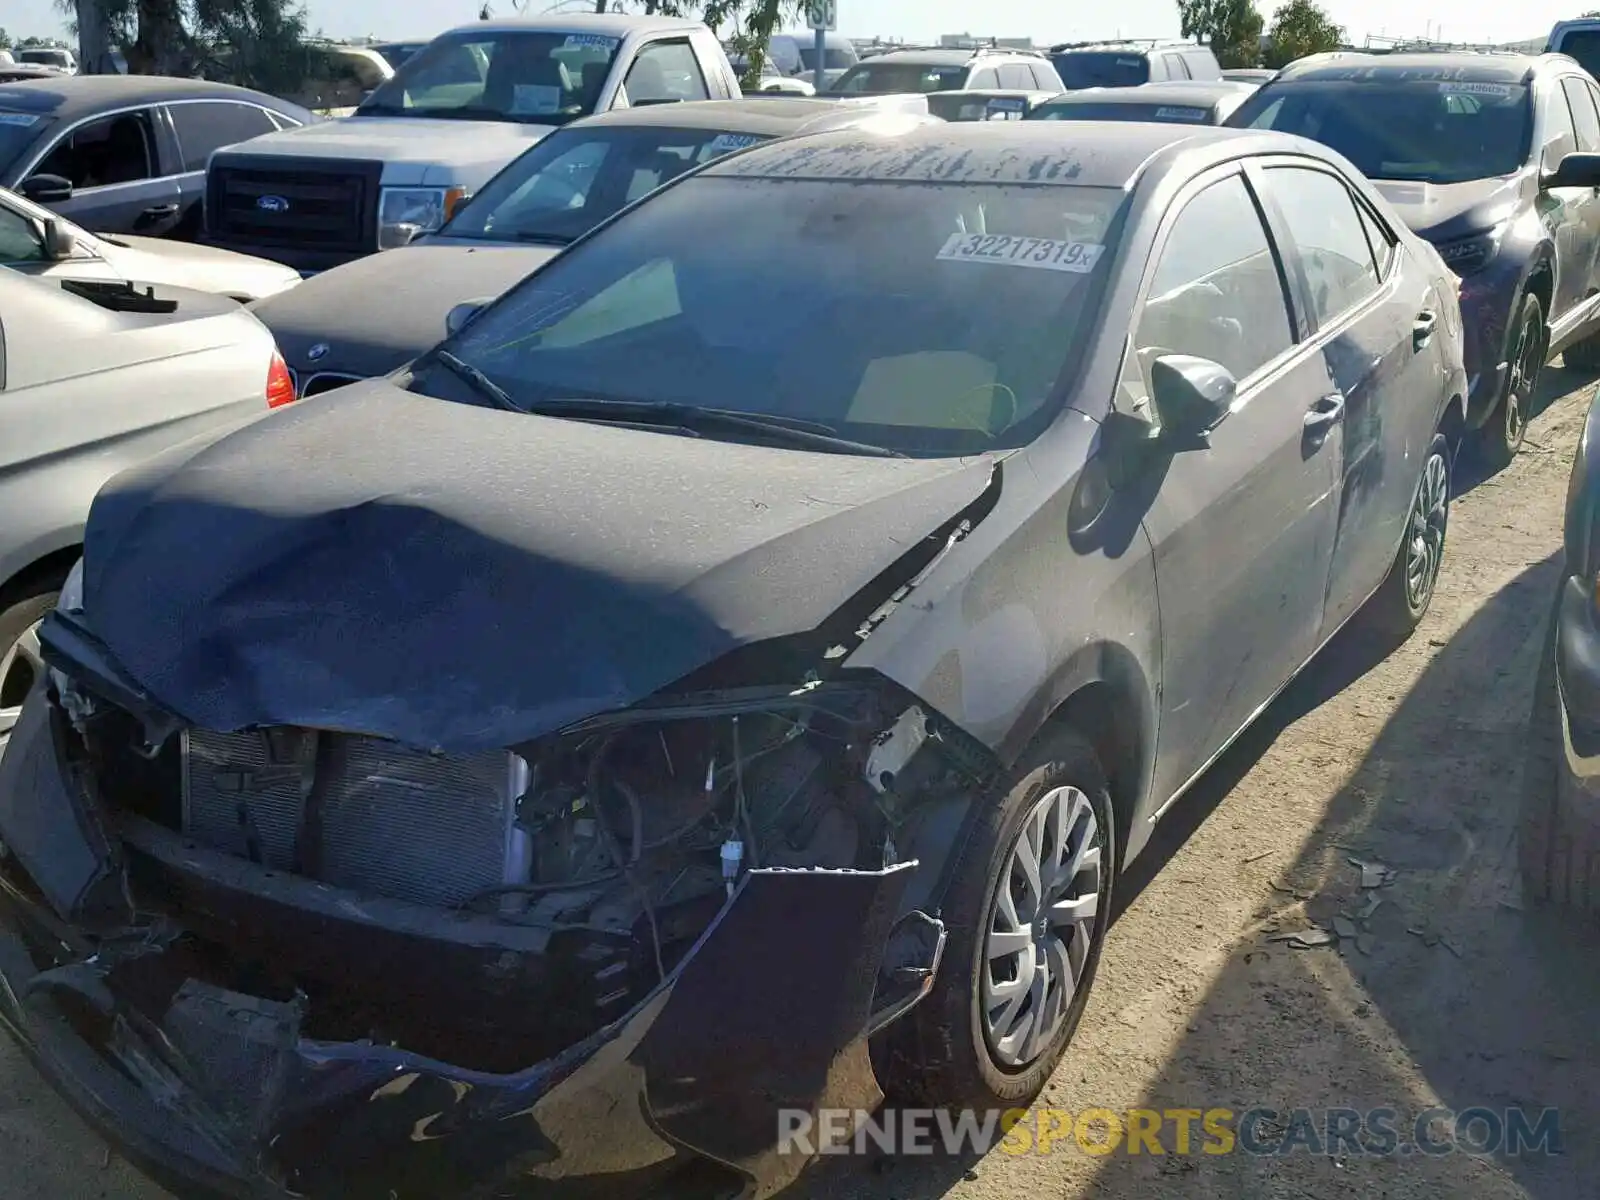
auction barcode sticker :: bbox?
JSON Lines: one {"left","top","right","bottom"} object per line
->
{"left": 936, "top": 232, "right": 1105, "bottom": 273}
{"left": 1154, "top": 105, "right": 1209, "bottom": 122}
{"left": 564, "top": 34, "right": 620, "bottom": 49}
{"left": 1437, "top": 81, "right": 1514, "bottom": 97}
{"left": 0, "top": 113, "right": 39, "bottom": 127}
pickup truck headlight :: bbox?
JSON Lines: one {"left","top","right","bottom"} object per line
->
{"left": 1434, "top": 227, "right": 1503, "bottom": 277}
{"left": 378, "top": 186, "right": 467, "bottom": 250}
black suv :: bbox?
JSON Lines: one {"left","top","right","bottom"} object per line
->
{"left": 1228, "top": 51, "right": 1600, "bottom": 466}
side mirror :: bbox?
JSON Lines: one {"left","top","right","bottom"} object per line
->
{"left": 1544, "top": 150, "right": 1600, "bottom": 190}
{"left": 42, "top": 217, "right": 76, "bottom": 260}
{"left": 445, "top": 300, "right": 488, "bottom": 338}
{"left": 19, "top": 173, "right": 73, "bottom": 204}
{"left": 1150, "top": 354, "right": 1236, "bottom": 448}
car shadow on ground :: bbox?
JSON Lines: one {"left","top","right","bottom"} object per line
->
{"left": 783, "top": 551, "right": 1596, "bottom": 1200}
{"left": 1455, "top": 358, "right": 1598, "bottom": 497}
{"left": 1078, "top": 552, "right": 1600, "bottom": 1197}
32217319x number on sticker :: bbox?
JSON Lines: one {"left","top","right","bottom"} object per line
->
{"left": 936, "top": 232, "right": 1106, "bottom": 274}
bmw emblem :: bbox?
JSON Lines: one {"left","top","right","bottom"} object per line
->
{"left": 307, "top": 343, "right": 329, "bottom": 362}
{"left": 256, "top": 194, "right": 290, "bottom": 213}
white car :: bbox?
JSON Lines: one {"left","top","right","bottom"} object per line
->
{"left": 0, "top": 185, "right": 299, "bottom": 301}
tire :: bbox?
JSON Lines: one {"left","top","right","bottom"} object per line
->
{"left": 881, "top": 727, "right": 1116, "bottom": 1108}
{"left": 0, "top": 581, "right": 62, "bottom": 749}
{"left": 1520, "top": 603, "right": 1600, "bottom": 909}
{"left": 1475, "top": 291, "right": 1545, "bottom": 470}
{"left": 1359, "top": 431, "right": 1451, "bottom": 642}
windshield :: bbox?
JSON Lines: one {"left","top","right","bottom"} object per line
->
{"left": 0, "top": 112, "right": 51, "bottom": 177}
{"left": 18, "top": 49, "right": 69, "bottom": 68}
{"left": 1052, "top": 52, "right": 1150, "bottom": 89}
{"left": 1229, "top": 79, "right": 1533, "bottom": 183}
{"left": 426, "top": 176, "right": 1125, "bottom": 456}
{"left": 830, "top": 61, "right": 968, "bottom": 94}
{"left": 442, "top": 125, "right": 773, "bottom": 243}
{"left": 800, "top": 47, "right": 857, "bottom": 71}
{"left": 1556, "top": 30, "right": 1600, "bottom": 81}
{"left": 358, "top": 30, "right": 622, "bottom": 125}
{"left": 1033, "top": 99, "right": 1213, "bottom": 123}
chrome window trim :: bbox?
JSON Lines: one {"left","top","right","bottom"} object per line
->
{"left": 15, "top": 97, "right": 303, "bottom": 192}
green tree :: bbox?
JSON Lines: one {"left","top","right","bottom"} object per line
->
{"left": 60, "top": 0, "right": 309, "bottom": 86}
{"left": 1264, "top": 0, "right": 1342, "bottom": 68}
{"left": 0, "top": 29, "right": 10, "bottom": 50}
{"left": 1177, "top": 0, "right": 1263, "bottom": 68}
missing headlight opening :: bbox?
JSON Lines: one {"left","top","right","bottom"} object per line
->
{"left": 52, "top": 677, "right": 988, "bottom": 1074}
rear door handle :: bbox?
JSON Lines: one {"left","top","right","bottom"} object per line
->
{"left": 136, "top": 203, "right": 179, "bottom": 225}
{"left": 1304, "top": 392, "right": 1345, "bottom": 430}
{"left": 1413, "top": 309, "right": 1438, "bottom": 349}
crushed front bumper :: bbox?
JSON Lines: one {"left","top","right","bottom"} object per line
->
{"left": 0, "top": 686, "right": 940, "bottom": 1200}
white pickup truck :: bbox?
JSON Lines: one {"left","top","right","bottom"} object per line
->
{"left": 201, "top": 14, "right": 741, "bottom": 273}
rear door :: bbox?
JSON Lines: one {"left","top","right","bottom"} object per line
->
{"left": 1254, "top": 160, "right": 1434, "bottom": 635}
{"left": 1132, "top": 165, "right": 1343, "bottom": 803}
{"left": 1558, "top": 76, "right": 1600, "bottom": 322}
{"left": 1540, "top": 76, "right": 1596, "bottom": 321}
{"left": 24, "top": 107, "right": 183, "bottom": 236}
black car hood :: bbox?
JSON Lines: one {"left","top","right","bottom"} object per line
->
{"left": 81, "top": 383, "right": 999, "bottom": 752}
{"left": 1370, "top": 175, "right": 1523, "bottom": 244}
{"left": 248, "top": 241, "right": 560, "bottom": 379}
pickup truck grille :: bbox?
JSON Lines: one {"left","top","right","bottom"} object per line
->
{"left": 206, "top": 157, "right": 382, "bottom": 257}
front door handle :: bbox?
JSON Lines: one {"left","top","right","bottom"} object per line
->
{"left": 1304, "top": 392, "right": 1345, "bottom": 430}
{"left": 135, "top": 203, "right": 179, "bottom": 228}
{"left": 1413, "top": 309, "right": 1438, "bottom": 350}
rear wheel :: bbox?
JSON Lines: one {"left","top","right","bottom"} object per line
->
{"left": 881, "top": 727, "right": 1115, "bottom": 1108}
{"left": 1476, "top": 292, "right": 1544, "bottom": 470}
{"left": 1359, "top": 432, "right": 1451, "bottom": 641}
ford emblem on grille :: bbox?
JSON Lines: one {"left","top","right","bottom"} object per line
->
{"left": 256, "top": 194, "right": 290, "bottom": 213}
{"left": 307, "top": 343, "right": 329, "bottom": 362}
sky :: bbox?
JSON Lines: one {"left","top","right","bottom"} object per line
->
{"left": 3, "top": 0, "right": 1585, "bottom": 52}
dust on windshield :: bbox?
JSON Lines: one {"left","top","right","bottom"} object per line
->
{"left": 431, "top": 175, "right": 1127, "bottom": 457}
{"left": 357, "top": 30, "right": 623, "bottom": 125}
{"left": 1230, "top": 78, "right": 1533, "bottom": 183}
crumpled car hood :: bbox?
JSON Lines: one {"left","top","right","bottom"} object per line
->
{"left": 1370, "top": 175, "right": 1522, "bottom": 244}
{"left": 81, "top": 382, "right": 998, "bottom": 752}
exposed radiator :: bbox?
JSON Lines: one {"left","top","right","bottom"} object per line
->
{"left": 181, "top": 729, "right": 532, "bottom": 908}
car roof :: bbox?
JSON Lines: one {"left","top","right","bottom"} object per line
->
{"left": 1043, "top": 81, "right": 1254, "bottom": 106}
{"left": 0, "top": 74, "right": 291, "bottom": 118}
{"left": 1276, "top": 51, "right": 1539, "bottom": 83}
{"left": 1050, "top": 41, "right": 1192, "bottom": 55}
{"left": 862, "top": 49, "right": 977, "bottom": 66}
{"left": 702, "top": 120, "right": 1291, "bottom": 188}
{"left": 566, "top": 97, "right": 896, "bottom": 135}
{"left": 445, "top": 13, "right": 703, "bottom": 38}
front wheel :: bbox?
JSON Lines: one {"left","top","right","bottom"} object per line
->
{"left": 1476, "top": 291, "right": 1545, "bottom": 470}
{"left": 1359, "top": 432, "right": 1451, "bottom": 642}
{"left": 880, "top": 727, "right": 1115, "bottom": 1108}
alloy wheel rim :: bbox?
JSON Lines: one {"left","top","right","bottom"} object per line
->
{"left": 982, "top": 784, "right": 1103, "bottom": 1068}
{"left": 0, "top": 619, "right": 44, "bottom": 740}
{"left": 1505, "top": 310, "right": 1541, "bottom": 446}
{"left": 1405, "top": 451, "right": 1449, "bottom": 612}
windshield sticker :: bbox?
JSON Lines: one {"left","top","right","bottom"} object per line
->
{"left": 1117, "top": 57, "right": 1142, "bottom": 67}
{"left": 564, "top": 33, "right": 620, "bottom": 50}
{"left": 937, "top": 232, "right": 1105, "bottom": 273}
{"left": 706, "top": 132, "right": 763, "bottom": 156}
{"left": 0, "top": 112, "right": 40, "bottom": 127}
{"left": 511, "top": 84, "right": 562, "bottom": 115}
{"left": 1154, "top": 105, "right": 1210, "bottom": 121}
{"left": 1437, "top": 80, "right": 1515, "bottom": 98}
{"left": 988, "top": 97, "right": 1027, "bottom": 111}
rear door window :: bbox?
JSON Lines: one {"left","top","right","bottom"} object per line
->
{"left": 168, "top": 101, "right": 279, "bottom": 173}
{"left": 1261, "top": 166, "right": 1381, "bottom": 327}
{"left": 1563, "top": 76, "right": 1600, "bottom": 151}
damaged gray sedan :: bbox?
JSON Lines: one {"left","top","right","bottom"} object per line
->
{"left": 0, "top": 121, "right": 1466, "bottom": 1198}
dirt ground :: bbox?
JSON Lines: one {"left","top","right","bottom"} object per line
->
{"left": 2, "top": 367, "right": 1597, "bottom": 1200}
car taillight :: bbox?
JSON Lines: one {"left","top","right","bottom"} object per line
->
{"left": 266, "top": 350, "right": 296, "bottom": 409}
